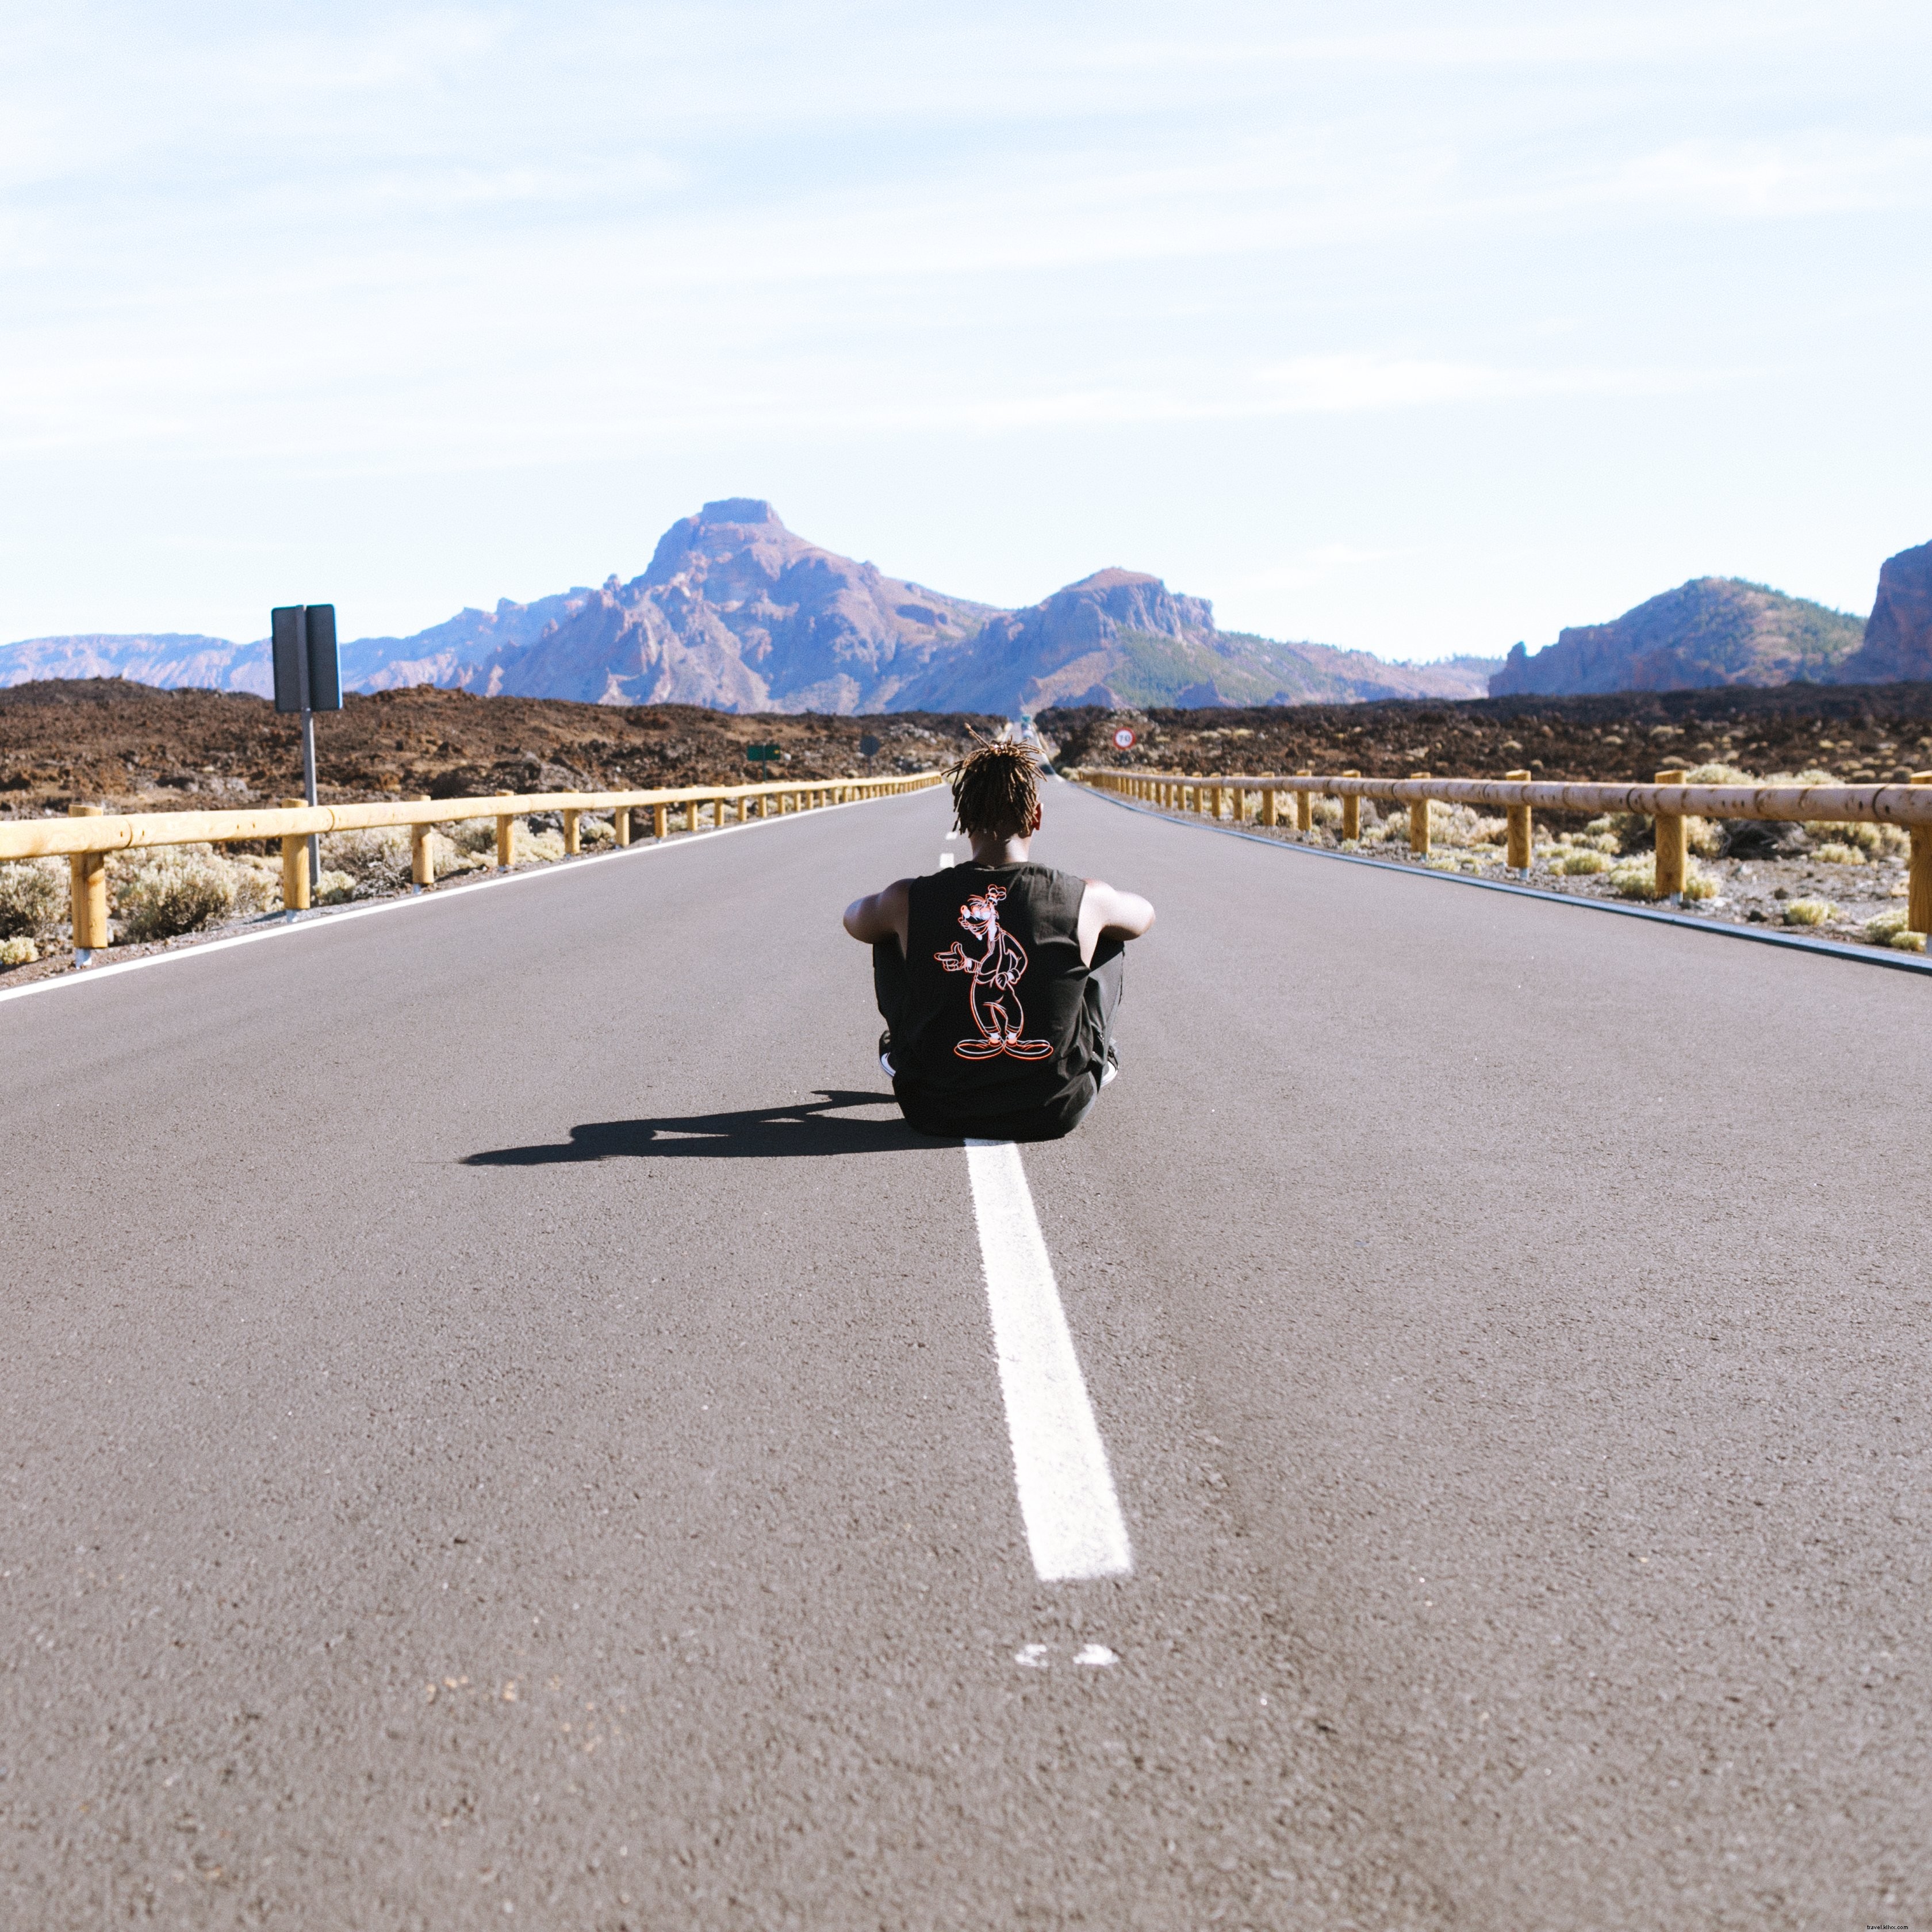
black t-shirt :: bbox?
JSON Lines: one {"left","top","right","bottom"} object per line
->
{"left": 892, "top": 862, "right": 1099, "bottom": 1139}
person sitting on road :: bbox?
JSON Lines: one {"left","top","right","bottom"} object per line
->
{"left": 842, "top": 735, "right": 1155, "bottom": 1141}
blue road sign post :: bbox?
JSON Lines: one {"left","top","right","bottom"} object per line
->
{"left": 271, "top": 605, "right": 342, "bottom": 896}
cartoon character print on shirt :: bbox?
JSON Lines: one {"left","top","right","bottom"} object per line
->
{"left": 933, "top": 884, "right": 1055, "bottom": 1061}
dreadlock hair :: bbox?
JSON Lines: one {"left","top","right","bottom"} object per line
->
{"left": 948, "top": 731, "right": 1042, "bottom": 840}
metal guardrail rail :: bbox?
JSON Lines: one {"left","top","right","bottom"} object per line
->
{"left": 1072, "top": 764, "right": 1932, "bottom": 931}
{"left": 2, "top": 771, "right": 942, "bottom": 964}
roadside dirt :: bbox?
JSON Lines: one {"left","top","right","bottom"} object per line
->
{"left": 1042, "top": 687, "right": 1932, "bottom": 787}
{"left": 0, "top": 678, "right": 999, "bottom": 817}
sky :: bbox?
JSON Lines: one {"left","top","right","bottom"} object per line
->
{"left": 2, "top": 0, "right": 1929, "bottom": 661}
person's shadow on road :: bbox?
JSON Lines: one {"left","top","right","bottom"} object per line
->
{"left": 463, "top": 1090, "right": 945, "bottom": 1164}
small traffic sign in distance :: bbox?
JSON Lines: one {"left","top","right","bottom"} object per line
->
{"left": 745, "top": 742, "right": 781, "bottom": 762}
{"left": 1112, "top": 727, "right": 1137, "bottom": 750}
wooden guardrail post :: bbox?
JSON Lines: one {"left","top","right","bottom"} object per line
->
{"left": 1408, "top": 773, "right": 1431, "bottom": 854}
{"left": 66, "top": 804, "right": 109, "bottom": 961}
{"left": 1654, "top": 768, "right": 1686, "bottom": 899}
{"left": 653, "top": 802, "right": 669, "bottom": 838}
{"left": 614, "top": 805, "right": 630, "bottom": 846}
{"left": 562, "top": 808, "right": 581, "bottom": 855}
{"left": 411, "top": 797, "right": 435, "bottom": 889}
{"left": 1296, "top": 772, "right": 1313, "bottom": 831}
{"left": 1340, "top": 770, "right": 1360, "bottom": 841}
{"left": 279, "top": 796, "right": 313, "bottom": 911}
{"left": 1504, "top": 769, "right": 1532, "bottom": 871}
{"left": 1262, "top": 786, "right": 1277, "bottom": 827}
{"left": 495, "top": 793, "right": 516, "bottom": 869}
{"left": 1912, "top": 773, "right": 1932, "bottom": 934}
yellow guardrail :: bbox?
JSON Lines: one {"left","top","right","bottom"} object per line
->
{"left": 1073, "top": 764, "right": 1932, "bottom": 931}
{"left": 2, "top": 770, "right": 942, "bottom": 960}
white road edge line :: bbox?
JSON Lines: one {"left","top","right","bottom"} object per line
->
{"left": 0, "top": 787, "right": 937, "bottom": 1009}
{"left": 964, "top": 1138, "right": 1133, "bottom": 1583}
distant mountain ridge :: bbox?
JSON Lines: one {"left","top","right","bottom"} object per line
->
{"left": 1488, "top": 547, "right": 1932, "bottom": 697}
{"left": 0, "top": 499, "right": 1496, "bottom": 715}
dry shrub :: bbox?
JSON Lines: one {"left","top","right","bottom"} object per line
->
{"left": 1782, "top": 898, "right": 1835, "bottom": 927}
{"left": 440, "top": 816, "right": 560, "bottom": 867}
{"left": 1, "top": 935, "right": 40, "bottom": 968}
{"left": 1891, "top": 930, "right": 1928, "bottom": 953}
{"left": 1608, "top": 856, "right": 1661, "bottom": 900}
{"left": 1804, "top": 820, "right": 1880, "bottom": 854}
{"left": 1681, "top": 868, "right": 1717, "bottom": 902}
{"left": 320, "top": 826, "right": 413, "bottom": 894}
{"left": 1865, "top": 907, "right": 1915, "bottom": 944}
{"left": 0, "top": 858, "right": 64, "bottom": 938}
{"left": 114, "top": 848, "right": 237, "bottom": 942}
{"left": 451, "top": 818, "right": 499, "bottom": 854}
{"left": 1560, "top": 850, "right": 1611, "bottom": 875}
{"left": 1685, "top": 816, "right": 1726, "bottom": 858}
{"left": 1684, "top": 762, "right": 1756, "bottom": 785}
{"left": 1812, "top": 842, "right": 1865, "bottom": 866}
{"left": 1586, "top": 814, "right": 1648, "bottom": 854}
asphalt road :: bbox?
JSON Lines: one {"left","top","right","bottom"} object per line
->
{"left": 2, "top": 779, "right": 1926, "bottom": 1930}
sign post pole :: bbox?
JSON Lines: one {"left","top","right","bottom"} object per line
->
{"left": 273, "top": 602, "right": 342, "bottom": 907}
{"left": 301, "top": 707, "right": 320, "bottom": 893}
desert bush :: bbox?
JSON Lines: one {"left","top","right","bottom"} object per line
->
{"left": 1865, "top": 907, "right": 1915, "bottom": 944}
{"left": 1891, "top": 930, "right": 1928, "bottom": 953}
{"left": 1586, "top": 813, "right": 1649, "bottom": 854}
{"left": 1, "top": 935, "right": 39, "bottom": 968}
{"left": 580, "top": 815, "right": 616, "bottom": 849}
{"left": 0, "top": 858, "right": 64, "bottom": 938}
{"left": 1804, "top": 821, "right": 1880, "bottom": 855}
{"left": 1608, "top": 857, "right": 1661, "bottom": 900}
{"left": 1606, "top": 855, "right": 1715, "bottom": 901}
{"left": 451, "top": 817, "right": 499, "bottom": 854}
{"left": 1782, "top": 898, "right": 1835, "bottom": 927}
{"left": 1685, "top": 816, "right": 1726, "bottom": 858}
{"left": 442, "top": 816, "right": 564, "bottom": 866}
{"left": 1559, "top": 850, "right": 1611, "bottom": 875}
{"left": 1812, "top": 842, "right": 1865, "bottom": 866}
{"left": 320, "top": 826, "right": 413, "bottom": 894}
{"left": 114, "top": 848, "right": 237, "bottom": 942}
{"left": 1683, "top": 762, "right": 1756, "bottom": 785}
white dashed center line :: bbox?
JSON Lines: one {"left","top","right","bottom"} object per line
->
{"left": 964, "top": 1139, "right": 1133, "bottom": 1582}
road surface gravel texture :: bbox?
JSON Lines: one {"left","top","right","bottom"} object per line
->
{"left": 2, "top": 780, "right": 1925, "bottom": 1930}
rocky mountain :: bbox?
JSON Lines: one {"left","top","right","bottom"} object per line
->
{"left": 1490, "top": 576, "right": 1866, "bottom": 696}
{"left": 892, "top": 567, "right": 1495, "bottom": 711}
{"left": 458, "top": 500, "right": 999, "bottom": 710}
{"left": 1831, "top": 540, "right": 1932, "bottom": 684}
{"left": 0, "top": 497, "right": 1497, "bottom": 715}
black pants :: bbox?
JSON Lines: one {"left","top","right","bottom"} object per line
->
{"left": 873, "top": 938, "right": 1126, "bottom": 1140}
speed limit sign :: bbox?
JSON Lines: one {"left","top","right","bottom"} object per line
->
{"left": 1111, "top": 727, "right": 1137, "bottom": 750}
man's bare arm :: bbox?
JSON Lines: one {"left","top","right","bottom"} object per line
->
{"left": 842, "top": 877, "right": 913, "bottom": 953}
{"left": 1078, "top": 879, "right": 1155, "bottom": 964}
